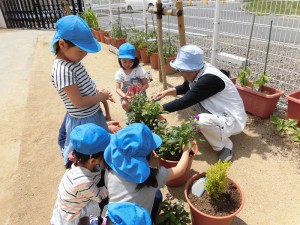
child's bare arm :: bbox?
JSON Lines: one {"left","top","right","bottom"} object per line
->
{"left": 139, "top": 78, "right": 149, "bottom": 92}
{"left": 64, "top": 84, "right": 113, "bottom": 108}
{"left": 102, "top": 101, "right": 111, "bottom": 121}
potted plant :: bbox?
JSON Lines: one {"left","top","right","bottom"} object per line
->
{"left": 156, "top": 193, "right": 191, "bottom": 225}
{"left": 80, "top": 8, "right": 101, "bottom": 42}
{"left": 285, "top": 90, "right": 300, "bottom": 126}
{"left": 159, "top": 35, "right": 178, "bottom": 75}
{"left": 126, "top": 27, "right": 144, "bottom": 59}
{"left": 127, "top": 93, "right": 167, "bottom": 131}
{"left": 231, "top": 19, "right": 284, "bottom": 118}
{"left": 184, "top": 160, "right": 245, "bottom": 225}
{"left": 137, "top": 29, "right": 156, "bottom": 64}
{"left": 110, "top": 15, "right": 127, "bottom": 49}
{"left": 232, "top": 69, "right": 284, "bottom": 119}
{"left": 128, "top": 93, "right": 201, "bottom": 187}
{"left": 153, "top": 116, "right": 202, "bottom": 187}
{"left": 146, "top": 39, "right": 159, "bottom": 69}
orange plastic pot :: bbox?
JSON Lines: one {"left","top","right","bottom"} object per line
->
{"left": 231, "top": 77, "right": 284, "bottom": 118}
{"left": 184, "top": 172, "right": 245, "bottom": 225}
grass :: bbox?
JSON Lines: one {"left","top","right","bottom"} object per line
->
{"left": 244, "top": 0, "right": 300, "bottom": 16}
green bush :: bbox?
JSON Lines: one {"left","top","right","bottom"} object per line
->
{"left": 205, "top": 160, "right": 232, "bottom": 200}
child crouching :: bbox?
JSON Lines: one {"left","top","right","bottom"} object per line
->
{"left": 51, "top": 123, "right": 110, "bottom": 225}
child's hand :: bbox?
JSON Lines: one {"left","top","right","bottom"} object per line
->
{"left": 98, "top": 89, "right": 115, "bottom": 103}
{"left": 99, "top": 186, "right": 109, "bottom": 199}
{"left": 107, "top": 120, "right": 122, "bottom": 134}
{"left": 136, "top": 82, "right": 142, "bottom": 90}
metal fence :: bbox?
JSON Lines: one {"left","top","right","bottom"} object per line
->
{"left": 91, "top": 0, "right": 300, "bottom": 108}
{"left": 0, "top": 0, "right": 85, "bottom": 29}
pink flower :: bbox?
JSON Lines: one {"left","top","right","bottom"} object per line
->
{"left": 195, "top": 115, "right": 200, "bottom": 121}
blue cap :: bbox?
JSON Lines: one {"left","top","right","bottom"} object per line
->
{"left": 107, "top": 202, "right": 151, "bottom": 225}
{"left": 50, "top": 15, "right": 101, "bottom": 53}
{"left": 104, "top": 123, "right": 162, "bottom": 183}
{"left": 118, "top": 43, "right": 136, "bottom": 59}
{"left": 170, "top": 45, "right": 205, "bottom": 71}
{"left": 70, "top": 123, "right": 110, "bottom": 155}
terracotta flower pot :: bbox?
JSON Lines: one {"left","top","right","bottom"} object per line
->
{"left": 99, "top": 30, "right": 109, "bottom": 43}
{"left": 285, "top": 90, "right": 300, "bottom": 126}
{"left": 91, "top": 29, "right": 101, "bottom": 42}
{"left": 231, "top": 77, "right": 284, "bottom": 119}
{"left": 104, "top": 36, "right": 112, "bottom": 45}
{"left": 153, "top": 140, "right": 198, "bottom": 187}
{"left": 150, "top": 52, "right": 159, "bottom": 69}
{"left": 158, "top": 56, "right": 176, "bottom": 75}
{"left": 112, "top": 37, "right": 126, "bottom": 49}
{"left": 184, "top": 172, "right": 245, "bottom": 225}
{"left": 139, "top": 48, "right": 150, "bottom": 63}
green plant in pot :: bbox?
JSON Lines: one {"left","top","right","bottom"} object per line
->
{"left": 146, "top": 38, "right": 158, "bottom": 56}
{"left": 80, "top": 8, "right": 99, "bottom": 30}
{"left": 251, "top": 71, "right": 270, "bottom": 93}
{"left": 184, "top": 160, "right": 245, "bottom": 225}
{"left": 162, "top": 35, "right": 178, "bottom": 61}
{"left": 155, "top": 116, "right": 202, "bottom": 161}
{"left": 127, "top": 93, "right": 168, "bottom": 131}
{"left": 236, "top": 66, "right": 251, "bottom": 87}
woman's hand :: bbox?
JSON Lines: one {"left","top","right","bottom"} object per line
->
{"left": 154, "top": 91, "right": 167, "bottom": 101}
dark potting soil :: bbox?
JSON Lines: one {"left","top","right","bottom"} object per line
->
{"left": 188, "top": 180, "right": 242, "bottom": 216}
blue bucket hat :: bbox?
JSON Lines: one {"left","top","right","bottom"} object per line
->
{"left": 107, "top": 202, "right": 151, "bottom": 225}
{"left": 118, "top": 43, "right": 136, "bottom": 59}
{"left": 70, "top": 123, "right": 111, "bottom": 155}
{"left": 104, "top": 123, "right": 162, "bottom": 183}
{"left": 170, "top": 45, "right": 205, "bottom": 71}
{"left": 50, "top": 15, "right": 101, "bottom": 53}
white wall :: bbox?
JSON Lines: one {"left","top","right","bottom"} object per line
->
{"left": 0, "top": 8, "right": 7, "bottom": 28}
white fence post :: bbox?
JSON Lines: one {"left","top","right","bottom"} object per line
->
{"left": 108, "top": 0, "right": 113, "bottom": 29}
{"left": 211, "top": 0, "right": 221, "bottom": 66}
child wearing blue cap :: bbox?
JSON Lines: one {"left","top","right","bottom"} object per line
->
{"left": 51, "top": 123, "right": 111, "bottom": 225}
{"left": 115, "top": 43, "right": 149, "bottom": 119}
{"left": 78, "top": 202, "right": 151, "bottom": 225}
{"left": 103, "top": 123, "right": 191, "bottom": 222}
{"left": 50, "top": 15, "right": 116, "bottom": 165}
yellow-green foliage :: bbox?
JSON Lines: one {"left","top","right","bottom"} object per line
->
{"left": 205, "top": 160, "right": 232, "bottom": 200}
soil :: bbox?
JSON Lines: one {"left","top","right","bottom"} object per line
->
{"left": 1, "top": 30, "right": 300, "bottom": 225}
{"left": 188, "top": 180, "right": 242, "bottom": 216}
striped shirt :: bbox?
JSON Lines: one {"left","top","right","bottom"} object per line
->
{"left": 51, "top": 59, "right": 100, "bottom": 118}
{"left": 56, "top": 164, "right": 104, "bottom": 222}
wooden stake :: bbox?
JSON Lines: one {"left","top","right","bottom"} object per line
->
{"left": 176, "top": 0, "right": 186, "bottom": 47}
{"left": 156, "top": 0, "right": 167, "bottom": 89}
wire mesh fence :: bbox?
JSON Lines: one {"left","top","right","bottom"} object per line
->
{"left": 90, "top": 0, "right": 300, "bottom": 108}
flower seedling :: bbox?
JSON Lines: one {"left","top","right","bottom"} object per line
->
{"left": 155, "top": 116, "right": 203, "bottom": 161}
{"left": 156, "top": 193, "right": 191, "bottom": 225}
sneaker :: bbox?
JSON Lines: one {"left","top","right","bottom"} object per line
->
{"left": 219, "top": 147, "right": 233, "bottom": 161}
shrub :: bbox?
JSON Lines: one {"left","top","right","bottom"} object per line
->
{"left": 205, "top": 160, "right": 232, "bottom": 200}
